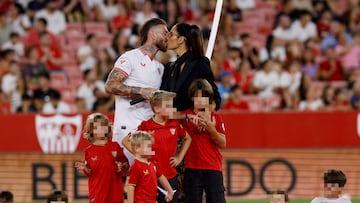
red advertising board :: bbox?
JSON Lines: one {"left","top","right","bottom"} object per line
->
{"left": 1, "top": 111, "right": 360, "bottom": 152}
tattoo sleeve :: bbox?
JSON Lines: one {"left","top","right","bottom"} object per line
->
{"left": 105, "top": 69, "right": 142, "bottom": 98}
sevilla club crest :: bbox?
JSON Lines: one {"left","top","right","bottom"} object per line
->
{"left": 35, "top": 114, "right": 82, "bottom": 154}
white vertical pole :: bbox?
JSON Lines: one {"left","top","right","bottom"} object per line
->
{"left": 205, "top": 0, "right": 224, "bottom": 60}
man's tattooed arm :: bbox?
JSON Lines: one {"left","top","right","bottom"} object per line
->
{"left": 105, "top": 69, "right": 155, "bottom": 100}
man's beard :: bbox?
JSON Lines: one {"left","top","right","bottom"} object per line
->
{"left": 156, "top": 39, "right": 167, "bottom": 52}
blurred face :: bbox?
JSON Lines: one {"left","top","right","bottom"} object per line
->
{"left": 137, "top": 140, "right": 155, "bottom": 156}
{"left": 93, "top": 121, "right": 109, "bottom": 138}
{"left": 40, "top": 34, "right": 51, "bottom": 46}
{"left": 324, "top": 183, "right": 342, "bottom": 198}
{"left": 193, "top": 91, "right": 210, "bottom": 111}
{"left": 269, "top": 193, "right": 285, "bottom": 203}
{"left": 157, "top": 98, "right": 176, "bottom": 118}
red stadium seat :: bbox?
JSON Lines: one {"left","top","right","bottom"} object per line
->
{"left": 50, "top": 71, "right": 68, "bottom": 89}
{"left": 84, "top": 22, "right": 109, "bottom": 35}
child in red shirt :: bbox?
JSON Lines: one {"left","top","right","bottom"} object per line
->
{"left": 123, "top": 90, "right": 192, "bottom": 203}
{"left": 181, "top": 79, "right": 227, "bottom": 203}
{"left": 75, "top": 113, "right": 128, "bottom": 203}
{"left": 127, "top": 131, "right": 174, "bottom": 203}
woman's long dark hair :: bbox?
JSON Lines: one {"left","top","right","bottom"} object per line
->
{"left": 175, "top": 23, "right": 205, "bottom": 56}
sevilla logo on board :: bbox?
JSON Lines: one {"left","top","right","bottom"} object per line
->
{"left": 35, "top": 114, "right": 82, "bottom": 154}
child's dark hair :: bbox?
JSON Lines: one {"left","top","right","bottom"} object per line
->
{"left": 84, "top": 113, "right": 112, "bottom": 143}
{"left": 188, "top": 79, "right": 214, "bottom": 104}
{"left": 324, "top": 169, "right": 347, "bottom": 187}
{"left": 47, "top": 189, "right": 68, "bottom": 203}
{"left": 0, "top": 190, "right": 13, "bottom": 203}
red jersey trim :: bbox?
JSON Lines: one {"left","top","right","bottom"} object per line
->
{"left": 113, "top": 67, "right": 129, "bottom": 77}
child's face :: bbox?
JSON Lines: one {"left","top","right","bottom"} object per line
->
{"left": 269, "top": 193, "right": 285, "bottom": 203}
{"left": 136, "top": 140, "right": 155, "bottom": 156}
{"left": 93, "top": 121, "right": 109, "bottom": 138}
{"left": 193, "top": 91, "right": 210, "bottom": 111}
{"left": 157, "top": 98, "right": 176, "bottom": 118}
{"left": 324, "top": 183, "right": 342, "bottom": 198}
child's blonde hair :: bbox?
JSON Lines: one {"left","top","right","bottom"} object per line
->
{"left": 130, "top": 131, "right": 154, "bottom": 148}
{"left": 149, "top": 90, "right": 176, "bottom": 111}
{"left": 84, "top": 113, "right": 112, "bottom": 143}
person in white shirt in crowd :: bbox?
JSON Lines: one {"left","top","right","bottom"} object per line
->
{"left": 34, "top": 0, "right": 66, "bottom": 35}
{"left": 2, "top": 32, "right": 25, "bottom": 60}
{"left": 77, "top": 68, "right": 106, "bottom": 112}
{"left": 290, "top": 9, "right": 317, "bottom": 42}
{"left": 43, "top": 90, "right": 71, "bottom": 114}
{"left": 94, "top": 0, "right": 119, "bottom": 22}
{"left": 252, "top": 59, "right": 280, "bottom": 98}
{"left": 77, "top": 33, "right": 99, "bottom": 72}
{"left": 298, "top": 83, "right": 324, "bottom": 111}
{"left": 8, "top": 2, "right": 31, "bottom": 37}
{"left": 1, "top": 60, "right": 23, "bottom": 112}
{"left": 272, "top": 14, "right": 295, "bottom": 47}
{"left": 133, "top": 0, "right": 159, "bottom": 27}
{"left": 0, "top": 12, "right": 12, "bottom": 46}
{"left": 279, "top": 60, "right": 302, "bottom": 109}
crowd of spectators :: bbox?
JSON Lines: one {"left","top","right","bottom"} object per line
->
{"left": 0, "top": 0, "right": 359, "bottom": 114}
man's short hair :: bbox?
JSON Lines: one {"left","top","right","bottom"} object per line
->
{"left": 47, "top": 190, "right": 68, "bottom": 203}
{"left": 324, "top": 169, "right": 347, "bottom": 187}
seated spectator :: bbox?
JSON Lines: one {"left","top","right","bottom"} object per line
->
{"left": 222, "top": 46, "right": 241, "bottom": 73}
{"left": 32, "top": 72, "right": 59, "bottom": 110}
{"left": 110, "top": 2, "right": 133, "bottom": 33}
{"left": 16, "top": 94, "right": 37, "bottom": 113}
{"left": 290, "top": 9, "right": 317, "bottom": 42}
{"left": 94, "top": 48, "right": 114, "bottom": 82}
{"left": 2, "top": 32, "right": 25, "bottom": 60}
{"left": 252, "top": 59, "right": 280, "bottom": 98}
{"left": 0, "top": 190, "right": 13, "bottom": 203}
{"left": 21, "top": 46, "right": 49, "bottom": 89}
{"left": 92, "top": 87, "right": 115, "bottom": 112}
{"left": 222, "top": 84, "right": 249, "bottom": 110}
{"left": 321, "top": 19, "right": 351, "bottom": 52}
{"left": 301, "top": 47, "right": 319, "bottom": 80}
{"left": 133, "top": 0, "right": 158, "bottom": 27}
{"left": 34, "top": 0, "right": 66, "bottom": 35}
{"left": 46, "top": 189, "right": 68, "bottom": 203}
{"left": 8, "top": 2, "right": 31, "bottom": 37}
{"left": 239, "top": 33, "right": 259, "bottom": 69}
{"left": 77, "top": 33, "right": 98, "bottom": 72}
{"left": 94, "top": 0, "right": 119, "bottom": 22}
{"left": 225, "top": 0, "right": 242, "bottom": 22}
{"left": 1, "top": 61, "right": 23, "bottom": 112}
{"left": 75, "top": 97, "right": 87, "bottom": 113}
{"left": 330, "top": 88, "right": 352, "bottom": 111}
{"left": 0, "top": 49, "right": 16, "bottom": 78}
{"left": 318, "top": 46, "right": 345, "bottom": 81}
{"left": 335, "top": 31, "right": 360, "bottom": 76}
{"left": 217, "top": 70, "right": 234, "bottom": 102}
{"left": 321, "top": 84, "right": 335, "bottom": 110}
{"left": 0, "top": 89, "right": 11, "bottom": 114}
{"left": 23, "top": 17, "right": 60, "bottom": 48}
{"left": 37, "top": 32, "right": 64, "bottom": 71}
{"left": 0, "top": 12, "right": 12, "bottom": 46}
{"left": 316, "top": 9, "right": 332, "bottom": 40}
{"left": 278, "top": 61, "right": 302, "bottom": 109}
{"left": 298, "top": 84, "right": 324, "bottom": 111}
{"left": 233, "top": 60, "right": 255, "bottom": 94}
{"left": 350, "top": 81, "right": 360, "bottom": 110}
{"left": 43, "top": 90, "right": 71, "bottom": 114}
{"left": 272, "top": 14, "right": 295, "bottom": 47}
{"left": 63, "top": 0, "right": 91, "bottom": 23}
{"left": 77, "top": 69, "right": 106, "bottom": 111}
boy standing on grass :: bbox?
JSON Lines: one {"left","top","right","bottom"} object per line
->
{"left": 75, "top": 113, "right": 129, "bottom": 203}
{"left": 123, "top": 90, "right": 191, "bottom": 203}
{"left": 127, "top": 131, "right": 174, "bottom": 203}
{"left": 311, "top": 169, "right": 351, "bottom": 203}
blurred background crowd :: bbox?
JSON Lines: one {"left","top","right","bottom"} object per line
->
{"left": 0, "top": 0, "right": 360, "bottom": 114}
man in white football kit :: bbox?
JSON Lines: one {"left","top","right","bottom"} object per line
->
{"left": 311, "top": 169, "right": 352, "bottom": 203}
{"left": 105, "top": 18, "right": 168, "bottom": 164}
